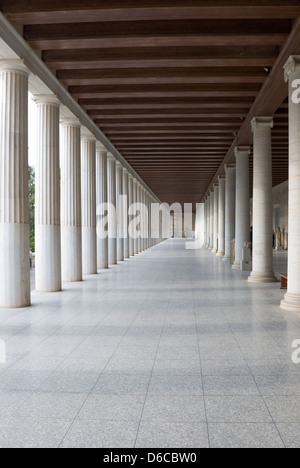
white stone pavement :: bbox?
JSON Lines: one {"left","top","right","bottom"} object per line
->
{"left": 0, "top": 239, "right": 299, "bottom": 448}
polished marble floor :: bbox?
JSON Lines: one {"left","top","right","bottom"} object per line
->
{"left": 0, "top": 239, "right": 299, "bottom": 448}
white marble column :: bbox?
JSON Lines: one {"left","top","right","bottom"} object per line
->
{"left": 223, "top": 165, "right": 236, "bottom": 261}
{"left": 137, "top": 184, "right": 142, "bottom": 253}
{"left": 206, "top": 195, "right": 211, "bottom": 248}
{"left": 60, "top": 118, "right": 82, "bottom": 282}
{"left": 96, "top": 143, "right": 108, "bottom": 270}
{"left": 128, "top": 175, "right": 134, "bottom": 257}
{"left": 116, "top": 161, "right": 124, "bottom": 262}
{"left": 233, "top": 147, "right": 250, "bottom": 270}
{"left": 281, "top": 56, "right": 300, "bottom": 311}
{"left": 133, "top": 180, "right": 139, "bottom": 254}
{"left": 0, "top": 60, "right": 30, "bottom": 307}
{"left": 123, "top": 169, "right": 129, "bottom": 259}
{"left": 81, "top": 129, "right": 97, "bottom": 275}
{"left": 209, "top": 191, "right": 214, "bottom": 250}
{"left": 212, "top": 184, "right": 219, "bottom": 254}
{"left": 217, "top": 176, "right": 226, "bottom": 257}
{"left": 204, "top": 199, "right": 208, "bottom": 247}
{"left": 35, "top": 94, "right": 62, "bottom": 292}
{"left": 107, "top": 154, "right": 117, "bottom": 265}
{"left": 249, "top": 117, "right": 277, "bottom": 283}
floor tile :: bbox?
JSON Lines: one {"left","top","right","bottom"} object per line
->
{"left": 61, "top": 420, "right": 139, "bottom": 448}
{"left": 276, "top": 424, "right": 300, "bottom": 448}
{"left": 142, "top": 395, "right": 206, "bottom": 423}
{"left": 203, "top": 375, "right": 260, "bottom": 396}
{"left": 205, "top": 396, "right": 272, "bottom": 423}
{"left": 16, "top": 392, "right": 87, "bottom": 420}
{"left": 135, "top": 422, "right": 209, "bottom": 448}
{"left": 77, "top": 394, "right": 145, "bottom": 421}
{"left": 209, "top": 423, "right": 284, "bottom": 448}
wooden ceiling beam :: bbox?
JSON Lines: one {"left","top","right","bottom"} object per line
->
{"left": 3, "top": 1, "right": 300, "bottom": 24}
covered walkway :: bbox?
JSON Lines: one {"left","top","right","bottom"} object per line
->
{"left": 0, "top": 239, "right": 298, "bottom": 448}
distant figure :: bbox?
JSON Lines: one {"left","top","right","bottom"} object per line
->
{"left": 29, "top": 250, "right": 33, "bottom": 270}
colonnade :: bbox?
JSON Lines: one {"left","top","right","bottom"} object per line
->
{"left": 203, "top": 55, "right": 300, "bottom": 313}
{"left": 0, "top": 59, "right": 165, "bottom": 309}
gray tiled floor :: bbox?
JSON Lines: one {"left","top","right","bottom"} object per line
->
{"left": 0, "top": 240, "right": 298, "bottom": 447}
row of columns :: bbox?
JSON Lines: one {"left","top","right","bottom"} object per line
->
{"left": 203, "top": 54, "right": 300, "bottom": 313}
{"left": 0, "top": 59, "right": 164, "bottom": 309}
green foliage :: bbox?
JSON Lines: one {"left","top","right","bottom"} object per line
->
{"left": 28, "top": 166, "right": 35, "bottom": 252}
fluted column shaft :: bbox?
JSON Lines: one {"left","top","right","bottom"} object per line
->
{"left": 128, "top": 175, "right": 134, "bottom": 257}
{"left": 206, "top": 195, "right": 211, "bottom": 248}
{"left": 81, "top": 133, "right": 97, "bottom": 275}
{"left": 138, "top": 184, "right": 142, "bottom": 253}
{"left": 212, "top": 184, "right": 219, "bottom": 254}
{"left": 204, "top": 200, "right": 208, "bottom": 247}
{"left": 209, "top": 191, "right": 214, "bottom": 250}
{"left": 116, "top": 162, "right": 124, "bottom": 262}
{"left": 35, "top": 95, "right": 61, "bottom": 292}
{"left": 233, "top": 147, "right": 250, "bottom": 270}
{"left": 123, "top": 169, "right": 129, "bottom": 259}
{"left": 281, "top": 56, "right": 300, "bottom": 311}
{"left": 96, "top": 146, "right": 108, "bottom": 270}
{"left": 217, "top": 176, "right": 226, "bottom": 257}
{"left": 107, "top": 155, "right": 117, "bottom": 265}
{"left": 249, "top": 117, "right": 276, "bottom": 283}
{"left": 133, "top": 180, "right": 139, "bottom": 255}
{"left": 223, "top": 165, "right": 236, "bottom": 261}
{"left": 0, "top": 60, "right": 30, "bottom": 307}
{"left": 60, "top": 119, "right": 82, "bottom": 282}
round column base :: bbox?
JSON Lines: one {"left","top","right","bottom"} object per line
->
{"left": 223, "top": 255, "right": 230, "bottom": 262}
{"left": 216, "top": 251, "right": 225, "bottom": 258}
{"left": 248, "top": 272, "right": 278, "bottom": 283}
{"left": 281, "top": 292, "right": 300, "bottom": 313}
{"left": 232, "top": 261, "right": 241, "bottom": 270}
{"left": 212, "top": 248, "right": 217, "bottom": 254}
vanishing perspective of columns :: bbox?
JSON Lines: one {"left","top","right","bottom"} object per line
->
{"left": 0, "top": 60, "right": 30, "bottom": 308}
{"left": 223, "top": 165, "right": 236, "bottom": 261}
{"left": 217, "top": 176, "right": 226, "bottom": 257}
{"left": 281, "top": 56, "right": 300, "bottom": 312}
{"left": 96, "top": 144, "right": 108, "bottom": 270}
{"left": 233, "top": 147, "right": 250, "bottom": 270}
{"left": 249, "top": 117, "right": 277, "bottom": 283}
{"left": 35, "top": 94, "right": 62, "bottom": 292}
{"left": 81, "top": 130, "right": 97, "bottom": 276}
{"left": 60, "top": 118, "right": 82, "bottom": 282}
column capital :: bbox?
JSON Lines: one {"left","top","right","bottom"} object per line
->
{"left": 32, "top": 93, "right": 60, "bottom": 107}
{"left": 225, "top": 163, "right": 236, "bottom": 172}
{"left": 128, "top": 173, "right": 134, "bottom": 180}
{"left": 234, "top": 146, "right": 251, "bottom": 158}
{"left": 251, "top": 116, "right": 273, "bottom": 132}
{"left": 107, "top": 153, "right": 116, "bottom": 162}
{"left": 284, "top": 55, "right": 300, "bottom": 82}
{"left": 96, "top": 141, "right": 107, "bottom": 153}
{"left": 81, "top": 126, "right": 96, "bottom": 142}
{"left": 122, "top": 167, "right": 129, "bottom": 175}
{"left": 0, "top": 58, "right": 29, "bottom": 75}
{"left": 60, "top": 117, "right": 81, "bottom": 128}
{"left": 218, "top": 175, "right": 225, "bottom": 182}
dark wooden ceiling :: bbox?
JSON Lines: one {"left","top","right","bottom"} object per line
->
{"left": 2, "top": 0, "right": 300, "bottom": 206}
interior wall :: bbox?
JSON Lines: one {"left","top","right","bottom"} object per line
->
{"left": 250, "top": 180, "right": 288, "bottom": 231}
